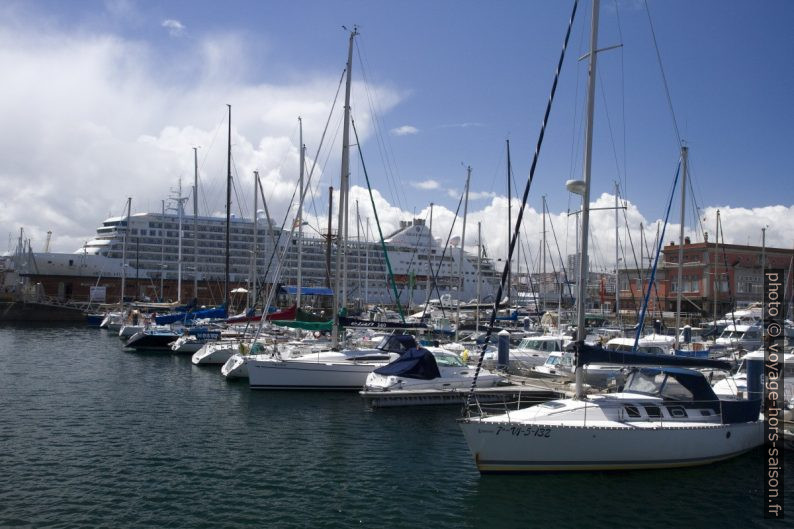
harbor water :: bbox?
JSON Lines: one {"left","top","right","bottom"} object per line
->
{"left": 0, "top": 324, "right": 790, "bottom": 528}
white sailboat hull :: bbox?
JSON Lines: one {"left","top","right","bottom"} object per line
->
{"left": 459, "top": 419, "right": 762, "bottom": 473}
{"left": 191, "top": 342, "right": 238, "bottom": 365}
{"left": 248, "top": 358, "right": 383, "bottom": 390}
{"left": 221, "top": 353, "right": 250, "bottom": 379}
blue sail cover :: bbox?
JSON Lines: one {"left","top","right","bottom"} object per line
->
{"left": 575, "top": 343, "right": 732, "bottom": 371}
{"left": 154, "top": 305, "right": 228, "bottom": 325}
{"left": 373, "top": 348, "right": 441, "bottom": 380}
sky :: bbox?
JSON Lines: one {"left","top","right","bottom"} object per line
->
{"left": 1, "top": 0, "right": 793, "bottom": 276}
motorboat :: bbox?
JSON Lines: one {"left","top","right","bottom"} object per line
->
{"left": 460, "top": 345, "right": 763, "bottom": 473}
{"left": 247, "top": 334, "right": 417, "bottom": 391}
{"left": 715, "top": 323, "right": 762, "bottom": 352}
{"left": 492, "top": 335, "right": 570, "bottom": 369}
{"left": 363, "top": 348, "right": 504, "bottom": 393}
{"left": 712, "top": 349, "right": 794, "bottom": 399}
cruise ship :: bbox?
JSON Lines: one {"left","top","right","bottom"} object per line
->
{"left": 10, "top": 210, "right": 501, "bottom": 308}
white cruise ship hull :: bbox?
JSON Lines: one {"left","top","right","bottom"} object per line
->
{"left": 248, "top": 358, "right": 384, "bottom": 390}
{"left": 459, "top": 419, "right": 762, "bottom": 473}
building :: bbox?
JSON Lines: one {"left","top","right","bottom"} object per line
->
{"left": 618, "top": 238, "right": 794, "bottom": 319}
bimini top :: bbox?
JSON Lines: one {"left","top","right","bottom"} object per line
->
{"left": 376, "top": 334, "right": 419, "bottom": 353}
{"left": 575, "top": 343, "right": 732, "bottom": 371}
{"left": 373, "top": 348, "right": 441, "bottom": 380}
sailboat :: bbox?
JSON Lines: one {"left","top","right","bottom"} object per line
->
{"left": 246, "top": 27, "right": 410, "bottom": 391}
{"left": 458, "top": 0, "right": 763, "bottom": 473}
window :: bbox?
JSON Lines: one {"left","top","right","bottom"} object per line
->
{"left": 660, "top": 376, "right": 694, "bottom": 400}
{"left": 624, "top": 405, "right": 641, "bottom": 418}
{"left": 643, "top": 405, "right": 662, "bottom": 418}
{"left": 666, "top": 405, "right": 687, "bottom": 418}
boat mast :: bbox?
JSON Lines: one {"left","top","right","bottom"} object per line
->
{"left": 542, "top": 195, "right": 547, "bottom": 313}
{"left": 225, "top": 104, "right": 232, "bottom": 306}
{"left": 456, "top": 166, "right": 471, "bottom": 341}
{"left": 120, "top": 196, "right": 131, "bottom": 308}
{"left": 712, "top": 210, "right": 719, "bottom": 325}
{"left": 193, "top": 147, "right": 199, "bottom": 302}
{"left": 507, "top": 139, "right": 512, "bottom": 307}
{"left": 365, "top": 216, "right": 370, "bottom": 304}
{"left": 297, "top": 117, "right": 305, "bottom": 310}
{"left": 476, "top": 221, "right": 482, "bottom": 331}
{"left": 426, "top": 202, "right": 434, "bottom": 304}
{"left": 249, "top": 174, "right": 258, "bottom": 309}
{"left": 355, "top": 199, "right": 361, "bottom": 309}
{"left": 674, "top": 145, "right": 687, "bottom": 349}
{"left": 574, "top": 0, "right": 600, "bottom": 400}
{"left": 160, "top": 200, "right": 165, "bottom": 300}
{"left": 326, "top": 186, "right": 333, "bottom": 289}
{"left": 614, "top": 180, "right": 620, "bottom": 325}
{"left": 177, "top": 179, "right": 183, "bottom": 304}
{"left": 332, "top": 26, "right": 357, "bottom": 348}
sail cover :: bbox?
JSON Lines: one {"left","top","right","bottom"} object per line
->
{"left": 575, "top": 343, "right": 732, "bottom": 371}
{"left": 373, "top": 348, "right": 440, "bottom": 380}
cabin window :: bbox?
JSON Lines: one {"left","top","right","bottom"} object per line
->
{"left": 700, "top": 410, "right": 713, "bottom": 417}
{"left": 643, "top": 405, "right": 662, "bottom": 418}
{"left": 623, "top": 405, "right": 641, "bottom": 418}
{"left": 666, "top": 405, "right": 687, "bottom": 418}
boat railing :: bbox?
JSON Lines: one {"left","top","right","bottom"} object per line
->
{"left": 466, "top": 396, "right": 758, "bottom": 427}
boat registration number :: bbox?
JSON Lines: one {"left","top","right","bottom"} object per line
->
{"left": 495, "top": 425, "right": 551, "bottom": 438}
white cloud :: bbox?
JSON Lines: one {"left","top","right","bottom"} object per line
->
{"left": 390, "top": 125, "right": 418, "bottom": 136}
{"left": 410, "top": 179, "right": 439, "bottom": 190}
{"left": 0, "top": 20, "right": 402, "bottom": 253}
{"left": 162, "top": 19, "right": 185, "bottom": 37}
{"left": 468, "top": 191, "right": 496, "bottom": 201}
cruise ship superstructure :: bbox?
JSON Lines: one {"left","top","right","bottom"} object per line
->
{"left": 12, "top": 211, "right": 500, "bottom": 307}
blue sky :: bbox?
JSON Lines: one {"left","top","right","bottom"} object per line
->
{"left": 1, "top": 0, "right": 793, "bottom": 271}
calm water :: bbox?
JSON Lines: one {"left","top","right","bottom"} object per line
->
{"left": 0, "top": 324, "right": 790, "bottom": 528}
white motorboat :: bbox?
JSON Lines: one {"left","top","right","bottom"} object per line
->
{"left": 460, "top": 346, "right": 762, "bottom": 472}
{"left": 247, "top": 334, "right": 417, "bottom": 391}
{"left": 713, "top": 349, "right": 794, "bottom": 399}
{"left": 363, "top": 348, "right": 504, "bottom": 393}
{"left": 500, "top": 335, "right": 571, "bottom": 368}
{"left": 715, "top": 324, "right": 763, "bottom": 352}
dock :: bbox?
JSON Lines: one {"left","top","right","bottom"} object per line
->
{"left": 360, "top": 376, "right": 573, "bottom": 408}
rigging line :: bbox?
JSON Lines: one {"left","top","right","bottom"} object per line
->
{"left": 641, "top": 221, "right": 665, "bottom": 324}
{"left": 422, "top": 190, "right": 466, "bottom": 320}
{"left": 302, "top": 67, "right": 347, "bottom": 240}
{"left": 618, "top": 228, "right": 640, "bottom": 320}
{"left": 643, "top": 0, "right": 682, "bottom": 148}
{"left": 613, "top": 0, "right": 628, "bottom": 198}
{"left": 465, "top": 0, "right": 579, "bottom": 410}
{"left": 615, "top": 184, "right": 642, "bottom": 319}
{"left": 718, "top": 213, "right": 739, "bottom": 334}
{"left": 229, "top": 153, "right": 249, "bottom": 220}
{"left": 354, "top": 38, "right": 407, "bottom": 211}
{"left": 546, "top": 207, "right": 575, "bottom": 300}
{"left": 633, "top": 161, "right": 681, "bottom": 350}
{"left": 351, "top": 116, "right": 405, "bottom": 322}
{"left": 568, "top": 2, "right": 588, "bottom": 182}
{"left": 248, "top": 66, "right": 347, "bottom": 315}
{"left": 685, "top": 160, "right": 708, "bottom": 241}
{"left": 597, "top": 69, "right": 624, "bottom": 183}
{"left": 199, "top": 108, "right": 232, "bottom": 219}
